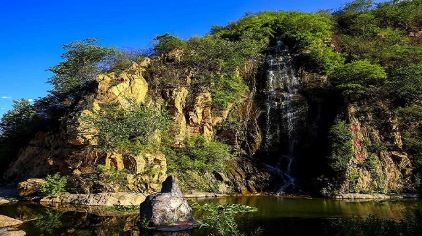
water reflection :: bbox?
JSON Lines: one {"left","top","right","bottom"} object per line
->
{"left": 0, "top": 197, "right": 421, "bottom": 235}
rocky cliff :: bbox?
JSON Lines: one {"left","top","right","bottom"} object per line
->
{"left": 5, "top": 57, "right": 271, "bottom": 195}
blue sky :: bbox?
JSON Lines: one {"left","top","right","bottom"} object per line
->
{"left": 0, "top": 0, "right": 384, "bottom": 116}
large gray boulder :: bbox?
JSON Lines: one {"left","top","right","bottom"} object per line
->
{"left": 140, "top": 176, "right": 194, "bottom": 230}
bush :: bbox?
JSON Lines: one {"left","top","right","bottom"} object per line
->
{"left": 192, "top": 202, "right": 258, "bottom": 236}
{"left": 329, "top": 60, "right": 387, "bottom": 99}
{"left": 167, "top": 135, "right": 234, "bottom": 174}
{"left": 329, "top": 120, "right": 354, "bottom": 173}
{"left": 40, "top": 174, "right": 67, "bottom": 196}
{"left": 89, "top": 103, "right": 170, "bottom": 155}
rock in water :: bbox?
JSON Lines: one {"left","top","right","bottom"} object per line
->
{"left": 17, "top": 178, "right": 46, "bottom": 197}
{"left": 140, "top": 176, "right": 194, "bottom": 230}
{"left": 0, "top": 215, "right": 23, "bottom": 228}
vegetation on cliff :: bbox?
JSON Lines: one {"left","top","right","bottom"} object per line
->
{"left": 0, "top": 0, "right": 421, "bottom": 195}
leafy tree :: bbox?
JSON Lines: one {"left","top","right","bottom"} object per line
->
{"left": 0, "top": 99, "right": 37, "bottom": 171}
{"left": 375, "top": 0, "right": 422, "bottom": 31}
{"left": 334, "top": 0, "right": 378, "bottom": 37}
{"left": 49, "top": 38, "right": 116, "bottom": 93}
{"left": 153, "top": 33, "right": 186, "bottom": 55}
{"left": 329, "top": 60, "right": 387, "bottom": 99}
{"left": 387, "top": 64, "right": 422, "bottom": 106}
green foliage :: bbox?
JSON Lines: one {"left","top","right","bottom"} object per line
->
{"left": 182, "top": 35, "right": 256, "bottom": 108}
{"left": 89, "top": 102, "right": 170, "bottom": 155}
{"left": 387, "top": 64, "right": 422, "bottom": 106}
{"left": 363, "top": 155, "right": 379, "bottom": 172}
{"left": 154, "top": 33, "right": 186, "bottom": 55}
{"left": 375, "top": 0, "right": 422, "bottom": 31}
{"left": 211, "top": 72, "right": 248, "bottom": 108}
{"left": 167, "top": 135, "right": 233, "bottom": 174}
{"left": 40, "top": 173, "right": 68, "bottom": 196}
{"left": 49, "top": 38, "right": 116, "bottom": 93}
{"left": 97, "top": 164, "right": 127, "bottom": 187}
{"left": 347, "top": 167, "right": 360, "bottom": 192}
{"left": 334, "top": 0, "right": 422, "bottom": 68}
{"left": 329, "top": 120, "right": 354, "bottom": 173}
{"left": 192, "top": 202, "right": 258, "bottom": 236}
{"left": 213, "top": 11, "right": 343, "bottom": 73}
{"left": 329, "top": 60, "right": 387, "bottom": 99}
{"left": 0, "top": 99, "right": 37, "bottom": 172}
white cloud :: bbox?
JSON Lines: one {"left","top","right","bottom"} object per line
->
{"left": 27, "top": 99, "right": 34, "bottom": 102}
{"left": 0, "top": 96, "right": 12, "bottom": 99}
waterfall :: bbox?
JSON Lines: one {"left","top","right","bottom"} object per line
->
{"left": 263, "top": 41, "right": 304, "bottom": 193}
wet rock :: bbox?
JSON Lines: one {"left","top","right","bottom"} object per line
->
{"left": 17, "top": 178, "right": 46, "bottom": 197}
{"left": 140, "top": 176, "right": 194, "bottom": 230}
{"left": 0, "top": 215, "right": 23, "bottom": 228}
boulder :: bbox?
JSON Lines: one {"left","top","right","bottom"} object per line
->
{"left": 17, "top": 179, "right": 46, "bottom": 197}
{"left": 0, "top": 215, "right": 23, "bottom": 228}
{"left": 140, "top": 176, "right": 194, "bottom": 230}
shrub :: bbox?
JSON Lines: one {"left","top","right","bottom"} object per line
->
{"left": 329, "top": 120, "right": 354, "bottom": 173}
{"left": 329, "top": 60, "right": 387, "bottom": 99}
{"left": 167, "top": 135, "right": 234, "bottom": 174}
{"left": 89, "top": 103, "right": 170, "bottom": 155}
{"left": 192, "top": 202, "right": 258, "bottom": 236}
{"left": 40, "top": 174, "right": 68, "bottom": 196}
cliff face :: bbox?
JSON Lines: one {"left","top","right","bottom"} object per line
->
{"left": 5, "top": 58, "right": 270, "bottom": 194}
{"left": 338, "top": 102, "right": 413, "bottom": 194}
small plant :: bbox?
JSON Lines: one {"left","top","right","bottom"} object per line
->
{"left": 40, "top": 173, "right": 67, "bottom": 196}
{"left": 192, "top": 202, "right": 257, "bottom": 236}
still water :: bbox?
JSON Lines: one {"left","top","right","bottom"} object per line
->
{"left": 1, "top": 196, "right": 422, "bottom": 235}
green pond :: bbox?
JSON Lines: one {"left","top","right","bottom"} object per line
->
{"left": 1, "top": 196, "right": 422, "bottom": 235}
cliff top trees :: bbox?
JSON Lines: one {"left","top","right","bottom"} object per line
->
{"left": 0, "top": 99, "right": 37, "bottom": 172}
{"left": 49, "top": 38, "right": 116, "bottom": 94}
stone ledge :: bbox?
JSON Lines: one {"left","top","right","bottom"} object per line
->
{"left": 40, "top": 192, "right": 146, "bottom": 206}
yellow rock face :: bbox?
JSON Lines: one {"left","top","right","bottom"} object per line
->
{"left": 96, "top": 62, "right": 149, "bottom": 107}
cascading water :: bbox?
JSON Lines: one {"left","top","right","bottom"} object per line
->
{"left": 263, "top": 41, "right": 306, "bottom": 193}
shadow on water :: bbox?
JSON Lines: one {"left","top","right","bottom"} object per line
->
{"left": 1, "top": 196, "right": 422, "bottom": 235}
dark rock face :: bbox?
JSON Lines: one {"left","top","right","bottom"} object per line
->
{"left": 140, "top": 176, "right": 194, "bottom": 230}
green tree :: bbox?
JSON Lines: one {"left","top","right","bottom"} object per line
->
{"left": 329, "top": 60, "right": 387, "bottom": 99}
{"left": 49, "top": 38, "right": 116, "bottom": 93}
{"left": 153, "top": 33, "right": 186, "bottom": 55}
{"left": 387, "top": 64, "right": 422, "bottom": 106}
{"left": 0, "top": 99, "right": 37, "bottom": 171}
